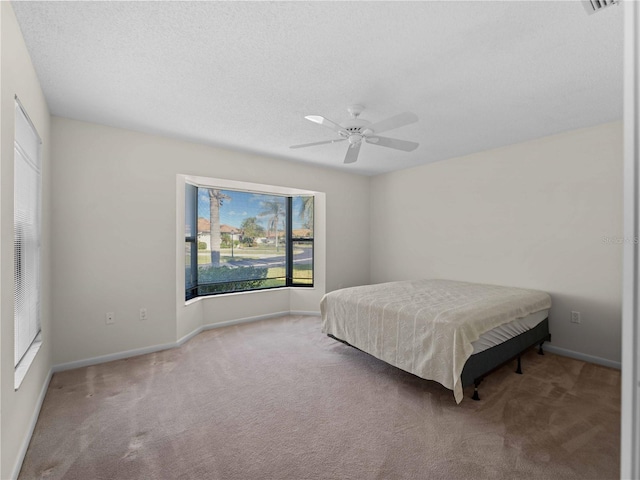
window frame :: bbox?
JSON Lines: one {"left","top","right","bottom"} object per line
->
{"left": 13, "top": 96, "right": 43, "bottom": 389}
{"left": 185, "top": 183, "right": 198, "bottom": 301}
{"left": 185, "top": 182, "right": 314, "bottom": 300}
{"left": 287, "top": 196, "right": 315, "bottom": 286}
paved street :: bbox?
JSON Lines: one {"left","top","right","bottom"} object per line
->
{"left": 219, "top": 247, "right": 312, "bottom": 269}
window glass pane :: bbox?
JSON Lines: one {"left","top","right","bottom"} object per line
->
{"left": 292, "top": 195, "right": 313, "bottom": 238}
{"left": 196, "top": 187, "right": 288, "bottom": 294}
{"left": 185, "top": 242, "right": 195, "bottom": 289}
{"left": 292, "top": 240, "right": 313, "bottom": 285}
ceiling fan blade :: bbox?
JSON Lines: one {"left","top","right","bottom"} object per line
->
{"left": 305, "top": 115, "right": 349, "bottom": 136}
{"left": 290, "top": 138, "right": 346, "bottom": 149}
{"left": 368, "top": 112, "right": 418, "bottom": 134}
{"left": 366, "top": 136, "right": 419, "bottom": 152}
{"left": 344, "top": 143, "right": 361, "bottom": 164}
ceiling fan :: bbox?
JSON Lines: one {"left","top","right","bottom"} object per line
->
{"left": 290, "top": 105, "right": 419, "bottom": 164}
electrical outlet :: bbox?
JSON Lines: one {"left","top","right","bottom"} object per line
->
{"left": 571, "top": 311, "right": 581, "bottom": 324}
{"left": 105, "top": 312, "right": 115, "bottom": 325}
{"left": 139, "top": 308, "right": 147, "bottom": 321}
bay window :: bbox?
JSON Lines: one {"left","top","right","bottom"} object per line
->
{"left": 185, "top": 183, "right": 313, "bottom": 299}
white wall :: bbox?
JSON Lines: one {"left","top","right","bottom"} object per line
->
{"left": 51, "top": 116, "right": 370, "bottom": 365}
{"left": 371, "top": 122, "right": 623, "bottom": 364}
{"left": 0, "top": 3, "right": 52, "bottom": 479}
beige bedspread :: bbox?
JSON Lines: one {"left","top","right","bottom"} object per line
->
{"left": 320, "top": 279, "right": 552, "bottom": 403}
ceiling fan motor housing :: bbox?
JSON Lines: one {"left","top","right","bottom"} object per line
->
{"left": 343, "top": 120, "right": 373, "bottom": 140}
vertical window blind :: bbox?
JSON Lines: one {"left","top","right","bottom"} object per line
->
{"left": 14, "top": 99, "right": 42, "bottom": 368}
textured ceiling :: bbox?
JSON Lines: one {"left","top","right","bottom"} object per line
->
{"left": 12, "top": 1, "right": 623, "bottom": 176}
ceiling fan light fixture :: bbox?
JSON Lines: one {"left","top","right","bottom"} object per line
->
{"left": 348, "top": 134, "right": 363, "bottom": 145}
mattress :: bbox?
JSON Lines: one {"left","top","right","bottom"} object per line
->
{"left": 321, "top": 279, "right": 552, "bottom": 403}
{"left": 471, "top": 309, "right": 549, "bottom": 355}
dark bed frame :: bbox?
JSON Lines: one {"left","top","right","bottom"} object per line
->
{"left": 328, "top": 317, "right": 551, "bottom": 401}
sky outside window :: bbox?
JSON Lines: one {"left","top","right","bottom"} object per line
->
{"left": 198, "top": 189, "right": 309, "bottom": 230}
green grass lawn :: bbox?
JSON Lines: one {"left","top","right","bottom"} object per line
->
{"left": 263, "top": 265, "right": 313, "bottom": 285}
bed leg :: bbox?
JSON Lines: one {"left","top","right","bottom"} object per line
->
{"left": 472, "top": 378, "right": 483, "bottom": 401}
{"left": 516, "top": 355, "right": 523, "bottom": 374}
{"left": 472, "top": 387, "right": 480, "bottom": 401}
{"left": 538, "top": 342, "right": 545, "bottom": 355}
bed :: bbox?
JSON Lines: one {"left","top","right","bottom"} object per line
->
{"left": 320, "top": 279, "right": 552, "bottom": 403}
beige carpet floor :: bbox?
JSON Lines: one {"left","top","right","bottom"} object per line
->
{"left": 19, "top": 315, "right": 620, "bottom": 480}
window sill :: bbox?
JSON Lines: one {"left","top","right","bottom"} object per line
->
{"left": 15, "top": 332, "right": 43, "bottom": 390}
{"left": 184, "top": 285, "right": 316, "bottom": 306}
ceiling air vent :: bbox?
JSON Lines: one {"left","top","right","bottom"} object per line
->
{"left": 582, "top": 0, "right": 619, "bottom": 15}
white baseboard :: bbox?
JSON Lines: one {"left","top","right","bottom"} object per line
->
{"left": 176, "top": 326, "right": 204, "bottom": 347}
{"left": 544, "top": 344, "right": 621, "bottom": 370}
{"left": 177, "top": 311, "right": 292, "bottom": 345}
{"left": 11, "top": 368, "right": 53, "bottom": 480}
{"left": 202, "top": 310, "right": 292, "bottom": 332}
{"left": 55, "top": 311, "right": 304, "bottom": 372}
{"left": 290, "top": 310, "right": 321, "bottom": 316}
{"left": 52, "top": 341, "right": 177, "bottom": 373}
